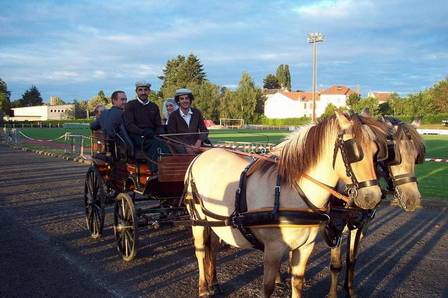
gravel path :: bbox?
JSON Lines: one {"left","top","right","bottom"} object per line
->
{"left": 0, "top": 144, "right": 447, "bottom": 298}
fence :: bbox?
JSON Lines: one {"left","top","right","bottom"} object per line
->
{"left": 1, "top": 127, "right": 92, "bottom": 157}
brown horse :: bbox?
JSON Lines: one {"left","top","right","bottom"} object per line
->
{"left": 327, "top": 117, "right": 425, "bottom": 298}
{"left": 184, "top": 111, "right": 390, "bottom": 297}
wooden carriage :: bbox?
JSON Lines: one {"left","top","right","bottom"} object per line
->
{"left": 84, "top": 129, "right": 196, "bottom": 261}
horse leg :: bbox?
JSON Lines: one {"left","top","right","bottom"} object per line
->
{"left": 290, "top": 242, "right": 315, "bottom": 298}
{"left": 344, "top": 228, "right": 363, "bottom": 298}
{"left": 205, "top": 230, "right": 221, "bottom": 295}
{"left": 328, "top": 244, "right": 342, "bottom": 298}
{"left": 192, "top": 225, "right": 212, "bottom": 297}
{"left": 263, "top": 242, "right": 287, "bottom": 297}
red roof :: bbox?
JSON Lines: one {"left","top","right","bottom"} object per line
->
{"left": 280, "top": 91, "right": 319, "bottom": 101}
{"left": 321, "top": 85, "right": 355, "bottom": 95}
{"left": 371, "top": 92, "right": 393, "bottom": 102}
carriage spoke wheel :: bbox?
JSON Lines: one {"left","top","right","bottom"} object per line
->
{"left": 84, "top": 166, "right": 106, "bottom": 239}
{"left": 113, "top": 193, "right": 138, "bottom": 262}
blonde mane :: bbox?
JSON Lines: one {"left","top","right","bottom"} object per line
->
{"left": 254, "top": 114, "right": 390, "bottom": 185}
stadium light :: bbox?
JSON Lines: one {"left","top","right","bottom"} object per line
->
{"left": 307, "top": 32, "right": 324, "bottom": 123}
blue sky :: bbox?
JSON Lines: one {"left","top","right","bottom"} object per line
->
{"left": 1, "top": 0, "right": 447, "bottom": 102}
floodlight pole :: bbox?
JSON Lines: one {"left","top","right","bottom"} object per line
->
{"left": 307, "top": 32, "right": 324, "bottom": 123}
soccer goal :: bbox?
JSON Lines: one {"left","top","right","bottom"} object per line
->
{"left": 219, "top": 118, "right": 245, "bottom": 129}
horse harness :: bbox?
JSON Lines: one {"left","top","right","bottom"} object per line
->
{"left": 185, "top": 128, "right": 378, "bottom": 250}
{"left": 324, "top": 119, "right": 424, "bottom": 247}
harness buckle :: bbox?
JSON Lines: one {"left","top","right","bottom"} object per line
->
{"left": 231, "top": 214, "right": 242, "bottom": 228}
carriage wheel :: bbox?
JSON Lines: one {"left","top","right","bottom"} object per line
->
{"left": 84, "top": 166, "right": 106, "bottom": 239}
{"left": 113, "top": 193, "right": 138, "bottom": 261}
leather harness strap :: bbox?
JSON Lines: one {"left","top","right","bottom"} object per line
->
{"left": 186, "top": 160, "right": 330, "bottom": 251}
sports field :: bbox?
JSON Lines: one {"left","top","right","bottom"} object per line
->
{"left": 11, "top": 127, "right": 448, "bottom": 200}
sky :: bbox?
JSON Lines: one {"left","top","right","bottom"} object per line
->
{"left": 1, "top": 0, "right": 447, "bottom": 102}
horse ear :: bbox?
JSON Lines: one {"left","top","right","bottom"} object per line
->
{"left": 411, "top": 119, "right": 421, "bottom": 128}
{"left": 335, "top": 110, "right": 352, "bottom": 130}
{"left": 360, "top": 107, "right": 372, "bottom": 117}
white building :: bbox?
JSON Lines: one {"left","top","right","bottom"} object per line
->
{"left": 264, "top": 85, "right": 356, "bottom": 119}
{"left": 7, "top": 104, "right": 74, "bottom": 121}
{"left": 367, "top": 91, "right": 393, "bottom": 104}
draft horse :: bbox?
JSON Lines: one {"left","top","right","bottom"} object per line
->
{"left": 327, "top": 116, "right": 426, "bottom": 298}
{"left": 184, "top": 111, "right": 390, "bottom": 297}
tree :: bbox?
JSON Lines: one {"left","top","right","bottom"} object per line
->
{"left": 88, "top": 90, "right": 109, "bottom": 112}
{"left": 320, "top": 103, "right": 339, "bottom": 120}
{"left": 20, "top": 85, "right": 43, "bottom": 107}
{"left": 160, "top": 54, "right": 206, "bottom": 98}
{"left": 231, "top": 72, "right": 262, "bottom": 123}
{"left": 50, "top": 96, "right": 65, "bottom": 105}
{"left": 378, "top": 102, "right": 393, "bottom": 115}
{"left": 263, "top": 74, "right": 280, "bottom": 89}
{"left": 275, "top": 64, "right": 292, "bottom": 90}
{"left": 188, "top": 81, "right": 221, "bottom": 122}
{"left": 0, "top": 78, "right": 11, "bottom": 113}
{"left": 352, "top": 97, "right": 380, "bottom": 116}
{"left": 429, "top": 78, "right": 448, "bottom": 113}
{"left": 346, "top": 93, "right": 361, "bottom": 109}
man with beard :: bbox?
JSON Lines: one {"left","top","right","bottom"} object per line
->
{"left": 123, "top": 81, "right": 169, "bottom": 173}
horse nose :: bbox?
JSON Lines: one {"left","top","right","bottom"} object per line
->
{"left": 354, "top": 186, "right": 382, "bottom": 209}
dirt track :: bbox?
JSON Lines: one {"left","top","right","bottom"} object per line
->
{"left": 0, "top": 144, "right": 447, "bottom": 298}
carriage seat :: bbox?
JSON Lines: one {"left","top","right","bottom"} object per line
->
{"left": 115, "top": 124, "right": 147, "bottom": 162}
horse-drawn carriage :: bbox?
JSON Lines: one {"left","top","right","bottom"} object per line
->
{"left": 82, "top": 112, "right": 425, "bottom": 297}
{"left": 84, "top": 127, "right": 196, "bottom": 261}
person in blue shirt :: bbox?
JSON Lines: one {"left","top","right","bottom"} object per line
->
{"left": 90, "top": 90, "right": 127, "bottom": 140}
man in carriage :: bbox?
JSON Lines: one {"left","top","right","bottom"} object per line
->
{"left": 123, "top": 81, "right": 170, "bottom": 172}
{"left": 90, "top": 90, "right": 127, "bottom": 140}
{"left": 167, "top": 88, "right": 209, "bottom": 153}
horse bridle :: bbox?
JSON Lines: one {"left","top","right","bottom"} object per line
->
{"left": 332, "top": 130, "right": 379, "bottom": 201}
{"left": 376, "top": 120, "right": 424, "bottom": 208}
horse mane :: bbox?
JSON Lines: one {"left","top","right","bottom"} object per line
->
{"left": 252, "top": 113, "right": 390, "bottom": 186}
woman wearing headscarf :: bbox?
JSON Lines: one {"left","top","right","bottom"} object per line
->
{"left": 162, "top": 98, "right": 178, "bottom": 124}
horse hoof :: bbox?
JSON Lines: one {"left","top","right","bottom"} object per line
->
{"left": 209, "top": 283, "right": 222, "bottom": 295}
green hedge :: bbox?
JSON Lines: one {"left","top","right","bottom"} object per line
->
{"left": 260, "top": 117, "right": 312, "bottom": 126}
{"left": 395, "top": 113, "right": 448, "bottom": 124}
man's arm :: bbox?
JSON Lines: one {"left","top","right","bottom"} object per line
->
{"left": 90, "top": 117, "right": 101, "bottom": 130}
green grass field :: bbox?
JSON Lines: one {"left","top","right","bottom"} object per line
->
{"left": 14, "top": 127, "right": 448, "bottom": 200}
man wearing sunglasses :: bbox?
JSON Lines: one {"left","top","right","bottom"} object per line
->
{"left": 123, "top": 81, "right": 169, "bottom": 172}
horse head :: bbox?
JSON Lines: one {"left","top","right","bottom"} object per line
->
{"left": 377, "top": 117, "right": 425, "bottom": 211}
{"left": 333, "top": 111, "right": 389, "bottom": 209}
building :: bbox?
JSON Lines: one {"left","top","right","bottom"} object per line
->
{"left": 367, "top": 91, "right": 393, "bottom": 104}
{"left": 6, "top": 104, "right": 74, "bottom": 121}
{"left": 264, "top": 85, "right": 356, "bottom": 119}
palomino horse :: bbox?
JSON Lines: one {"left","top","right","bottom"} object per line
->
{"left": 184, "top": 112, "right": 389, "bottom": 297}
{"left": 327, "top": 116, "right": 425, "bottom": 298}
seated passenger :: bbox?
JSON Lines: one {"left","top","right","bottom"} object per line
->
{"left": 93, "top": 104, "right": 105, "bottom": 118}
{"left": 167, "top": 88, "right": 209, "bottom": 153}
{"left": 162, "top": 98, "right": 178, "bottom": 125}
{"left": 90, "top": 90, "right": 127, "bottom": 140}
{"left": 123, "top": 81, "right": 170, "bottom": 172}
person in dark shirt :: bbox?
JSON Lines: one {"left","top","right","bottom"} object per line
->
{"left": 167, "top": 88, "right": 208, "bottom": 153}
{"left": 123, "top": 81, "right": 170, "bottom": 172}
{"left": 90, "top": 90, "right": 127, "bottom": 139}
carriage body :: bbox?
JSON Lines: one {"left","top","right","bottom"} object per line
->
{"left": 84, "top": 129, "right": 195, "bottom": 261}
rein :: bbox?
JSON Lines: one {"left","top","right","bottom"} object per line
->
{"left": 161, "top": 134, "right": 352, "bottom": 204}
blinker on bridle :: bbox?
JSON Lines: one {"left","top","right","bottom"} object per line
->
{"left": 332, "top": 130, "right": 379, "bottom": 200}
